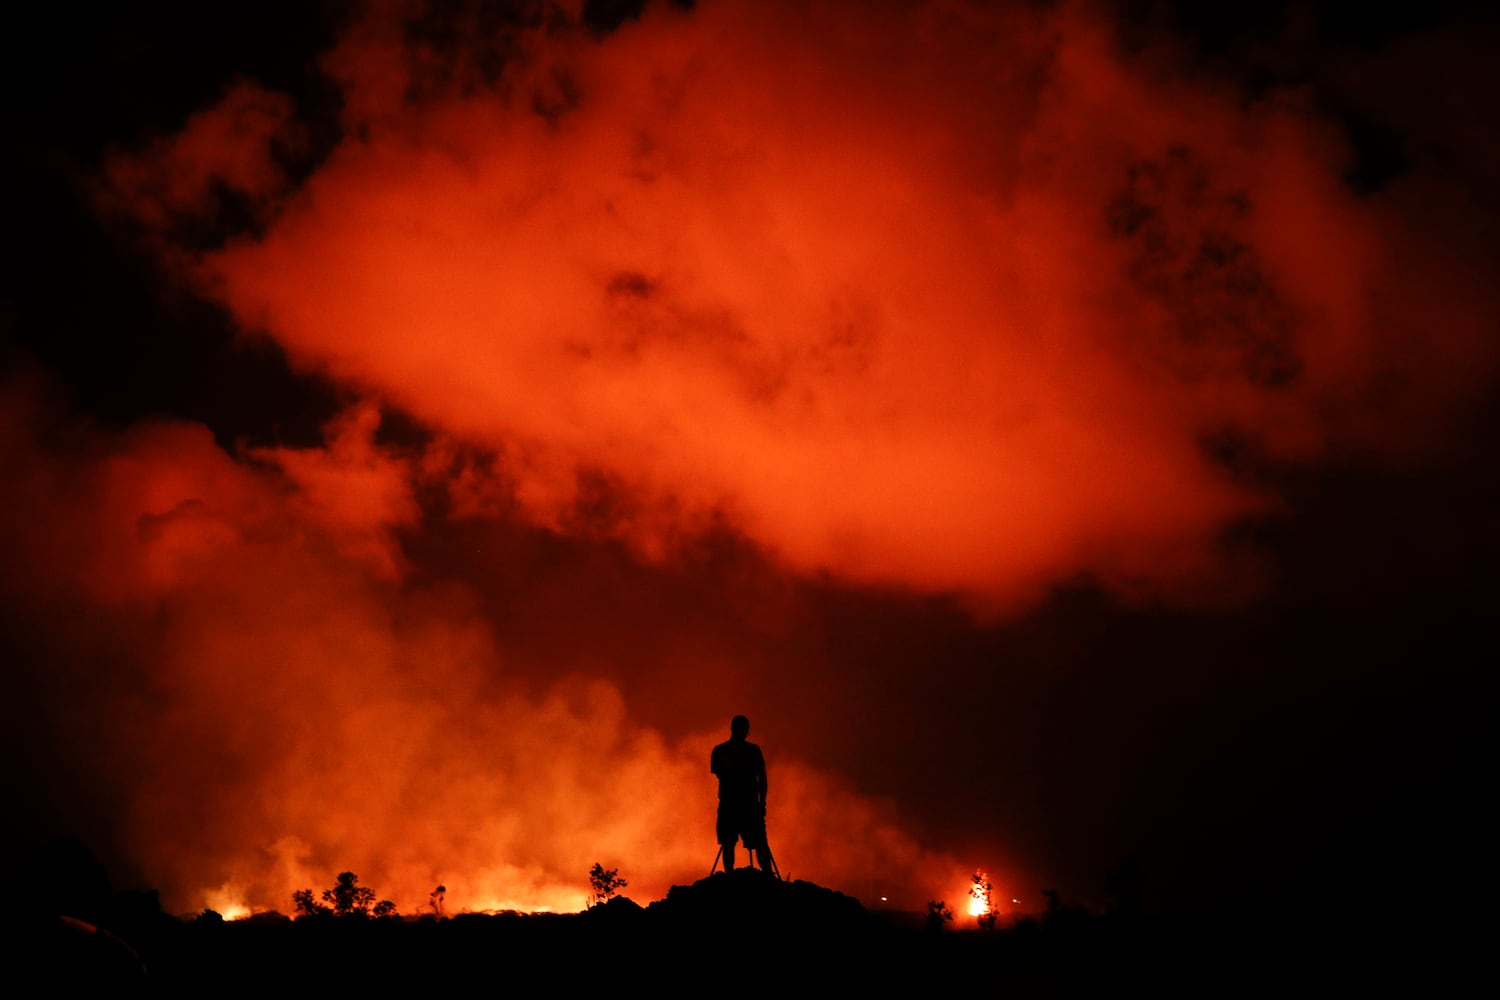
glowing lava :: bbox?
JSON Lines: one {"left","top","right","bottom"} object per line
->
{"left": 969, "top": 869, "right": 995, "bottom": 922}
{"left": 203, "top": 883, "right": 252, "bottom": 921}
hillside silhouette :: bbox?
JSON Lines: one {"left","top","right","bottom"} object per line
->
{"left": 19, "top": 842, "right": 1468, "bottom": 995}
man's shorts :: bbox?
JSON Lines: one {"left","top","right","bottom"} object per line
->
{"left": 716, "top": 799, "right": 767, "bottom": 850}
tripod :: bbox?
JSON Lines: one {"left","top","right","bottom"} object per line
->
{"left": 710, "top": 843, "right": 782, "bottom": 879}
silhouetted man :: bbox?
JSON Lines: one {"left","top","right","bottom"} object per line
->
{"left": 711, "top": 714, "right": 776, "bottom": 875}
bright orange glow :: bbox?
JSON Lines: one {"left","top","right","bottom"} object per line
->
{"left": 203, "top": 883, "right": 252, "bottom": 921}
{"left": 100, "top": 0, "right": 1500, "bottom": 621}
{"left": 2, "top": 0, "right": 1490, "bottom": 920}
{"left": 0, "top": 380, "right": 968, "bottom": 915}
{"left": 969, "top": 869, "right": 994, "bottom": 922}
{"left": 464, "top": 896, "right": 572, "bottom": 916}
{"left": 90, "top": 0, "right": 1488, "bottom": 622}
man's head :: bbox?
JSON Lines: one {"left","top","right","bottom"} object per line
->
{"left": 730, "top": 715, "right": 750, "bottom": 740}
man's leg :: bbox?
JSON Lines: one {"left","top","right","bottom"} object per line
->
{"left": 747, "top": 810, "right": 774, "bottom": 875}
{"left": 716, "top": 803, "right": 736, "bottom": 871}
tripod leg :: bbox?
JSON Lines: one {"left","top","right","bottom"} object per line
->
{"left": 710, "top": 845, "right": 723, "bottom": 876}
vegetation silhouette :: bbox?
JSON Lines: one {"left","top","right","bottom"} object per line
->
{"left": 290, "top": 888, "right": 328, "bottom": 917}
{"left": 15, "top": 838, "right": 1464, "bottom": 995}
{"left": 926, "top": 899, "right": 954, "bottom": 932}
{"left": 971, "top": 869, "right": 997, "bottom": 930}
{"left": 587, "top": 863, "right": 628, "bottom": 907}
{"left": 292, "top": 871, "right": 397, "bottom": 919}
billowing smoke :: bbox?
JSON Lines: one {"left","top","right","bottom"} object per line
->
{"left": 7, "top": 0, "right": 1495, "bottom": 916}
{"left": 0, "top": 375, "right": 962, "bottom": 913}
{"left": 107, "top": 0, "right": 1494, "bottom": 611}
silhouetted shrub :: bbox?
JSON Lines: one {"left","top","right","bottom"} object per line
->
{"left": 292, "top": 872, "right": 388, "bottom": 918}
{"left": 324, "top": 871, "right": 376, "bottom": 915}
{"left": 588, "top": 863, "right": 628, "bottom": 906}
{"left": 292, "top": 888, "right": 330, "bottom": 918}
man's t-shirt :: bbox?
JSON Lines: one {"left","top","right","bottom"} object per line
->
{"left": 711, "top": 739, "right": 765, "bottom": 803}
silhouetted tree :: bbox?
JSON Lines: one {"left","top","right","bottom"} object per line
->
{"left": 196, "top": 908, "right": 224, "bottom": 925}
{"left": 971, "top": 870, "right": 997, "bottom": 930}
{"left": 926, "top": 899, "right": 954, "bottom": 932}
{"left": 293, "top": 872, "right": 389, "bottom": 918}
{"left": 323, "top": 871, "right": 376, "bottom": 916}
{"left": 588, "top": 863, "right": 627, "bottom": 907}
{"left": 429, "top": 885, "right": 447, "bottom": 918}
{"left": 372, "top": 899, "right": 399, "bottom": 919}
{"left": 292, "top": 888, "right": 330, "bottom": 918}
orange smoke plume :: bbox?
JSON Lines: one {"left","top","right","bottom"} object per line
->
{"left": 19, "top": 0, "right": 1494, "bottom": 917}
{"left": 0, "top": 375, "right": 963, "bottom": 913}
{"left": 96, "top": 1, "right": 1495, "bottom": 616}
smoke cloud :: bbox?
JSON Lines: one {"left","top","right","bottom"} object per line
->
{"left": 1, "top": 373, "right": 960, "bottom": 912}
{"left": 102, "top": 0, "right": 1491, "bottom": 612}
{"left": 7, "top": 0, "right": 1495, "bottom": 917}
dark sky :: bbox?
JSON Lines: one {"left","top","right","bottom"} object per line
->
{"left": 2, "top": 0, "right": 1493, "bottom": 920}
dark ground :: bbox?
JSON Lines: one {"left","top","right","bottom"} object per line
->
{"left": 13, "top": 866, "right": 1475, "bottom": 995}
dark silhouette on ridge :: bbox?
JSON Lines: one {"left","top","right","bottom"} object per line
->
{"left": 587, "top": 862, "right": 628, "bottom": 906}
{"left": 650, "top": 866, "right": 864, "bottom": 933}
{"left": 291, "top": 870, "right": 395, "bottom": 918}
{"left": 710, "top": 714, "right": 778, "bottom": 877}
{"left": 15, "top": 839, "right": 1446, "bottom": 995}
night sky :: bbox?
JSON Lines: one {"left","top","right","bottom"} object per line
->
{"left": 2, "top": 0, "right": 1493, "bottom": 922}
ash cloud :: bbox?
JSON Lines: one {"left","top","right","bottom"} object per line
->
{"left": 0, "top": 375, "right": 961, "bottom": 913}
{"left": 104, "top": 0, "right": 1498, "bottom": 613}
{"left": 7, "top": 0, "right": 1496, "bottom": 920}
